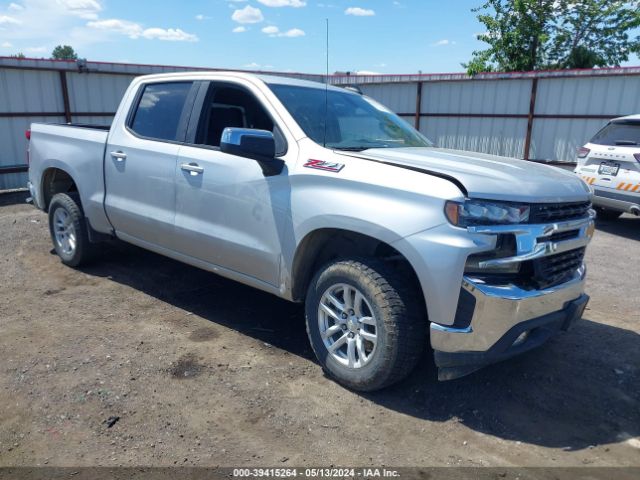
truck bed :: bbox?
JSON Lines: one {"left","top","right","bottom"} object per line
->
{"left": 28, "top": 122, "right": 111, "bottom": 232}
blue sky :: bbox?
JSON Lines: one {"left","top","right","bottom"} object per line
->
{"left": 0, "top": 0, "right": 638, "bottom": 74}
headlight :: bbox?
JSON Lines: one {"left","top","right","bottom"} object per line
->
{"left": 445, "top": 199, "right": 530, "bottom": 227}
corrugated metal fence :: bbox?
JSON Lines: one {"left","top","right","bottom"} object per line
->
{"left": 2, "top": 56, "right": 640, "bottom": 190}
{"left": 353, "top": 67, "right": 640, "bottom": 164}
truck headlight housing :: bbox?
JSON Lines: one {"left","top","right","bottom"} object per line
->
{"left": 464, "top": 235, "right": 521, "bottom": 275}
{"left": 445, "top": 199, "right": 530, "bottom": 227}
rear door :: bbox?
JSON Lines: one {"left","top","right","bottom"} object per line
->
{"left": 173, "top": 80, "right": 292, "bottom": 287}
{"left": 104, "top": 81, "right": 198, "bottom": 250}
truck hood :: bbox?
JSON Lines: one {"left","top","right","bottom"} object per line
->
{"left": 339, "top": 147, "right": 591, "bottom": 203}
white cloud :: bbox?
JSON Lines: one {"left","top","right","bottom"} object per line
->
{"left": 232, "top": 26, "right": 247, "bottom": 33}
{"left": 87, "top": 18, "right": 142, "bottom": 38}
{"left": 195, "top": 14, "right": 210, "bottom": 21}
{"left": 280, "top": 28, "right": 304, "bottom": 37}
{"left": 261, "top": 25, "right": 305, "bottom": 37}
{"left": 244, "top": 62, "right": 260, "bottom": 68}
{"left": 25, "top": 45, "right": 46, "bottom": 52}
{"left": 432, "top": 39, "right": 456, "bottom": 46}
{"left": 1, "top": 41, "right": 13, "bottom": 47}
{"left": 345, "top": 7, "right": 374, "bottom": 16}
{"left": 0, "top": 0, "right": 108, "bottom": 51}
{"left": 142, "top": 28, "right": 198, "bottom": 42}
{"left": 231, "top": 5, "right": 264, "bottom": 24}
{"left": 0, "top": 15, "right": 22, "bottom": 25}
{"left": 56, "top": 0, "right": 102, "bottom": 19}
{"left": 87, "top": 19, "right": 198, "bottom": 41}
{"left": 257, "top": 0, "right": 306, "bottom": 7}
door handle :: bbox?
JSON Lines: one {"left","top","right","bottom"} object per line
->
{"left": 111, "top": 151, "right": 127, "bottom": 162}
{"left": 180, "top": 163, "right": 204, "bottom": 175}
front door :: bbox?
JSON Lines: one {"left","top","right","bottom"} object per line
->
{"left": 173, "top": 81, "right": 291, "bottom": 286}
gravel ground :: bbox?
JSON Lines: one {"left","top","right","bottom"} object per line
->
{"left": 0, "top": 195, "right": 638, "bottom": 468}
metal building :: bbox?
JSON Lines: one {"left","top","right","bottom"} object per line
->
{"left": 1, "top": 56, "right": 640, "bottom": 191}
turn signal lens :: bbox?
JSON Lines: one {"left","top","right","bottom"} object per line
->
{"left": 444, "top": 201, "right": 459, "bottom": 226}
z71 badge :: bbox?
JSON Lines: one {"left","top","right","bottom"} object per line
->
{"left": 303, "top": 159, "right": 345, "bottom": 173}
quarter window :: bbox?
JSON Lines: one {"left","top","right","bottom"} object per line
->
{"left": 130, "top": 82, "right": 193, "bottom": 141}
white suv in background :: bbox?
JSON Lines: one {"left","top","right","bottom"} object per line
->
{"left": 575, "top": 115, "right": 640, "bottom": 220}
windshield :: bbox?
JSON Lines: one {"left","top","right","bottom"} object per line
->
{"left": 268, "top": 83, "right": 433, "bottom": 151}
{"left": 590, "top": 121, "right": 640, "bottom": 146}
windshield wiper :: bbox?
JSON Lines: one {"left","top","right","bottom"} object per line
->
{"left": 332, "top": 146, "right": 371, "bottom": 152}
{"left": 615, "top": 140, "right": 638, "bottom": 146}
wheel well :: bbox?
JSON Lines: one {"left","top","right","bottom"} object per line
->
{"left": 41, "top": 168, "right": 78, "bottom": 211}
{"left": 291, "top": 229, "right": 424, "bottom": 306}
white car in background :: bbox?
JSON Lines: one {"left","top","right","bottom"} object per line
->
{"left": 575, "top": 114, "right": 640, "bottom": 220}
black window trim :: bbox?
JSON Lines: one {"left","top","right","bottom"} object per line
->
{"left": 183, "top": 80, "right": 288, "bottom": 157}
{"left": 125, "top": 80, "right": 200, "bottom": 146}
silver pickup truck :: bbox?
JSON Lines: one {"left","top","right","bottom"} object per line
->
{"left": 27, "top": 72, "right": 595, "bottom": 391}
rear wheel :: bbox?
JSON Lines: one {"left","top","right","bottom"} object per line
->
{"left": 595, "top": 207, "right": 622, "bottom": 221}
{"left": 48, "top": 193, "right": 96, "bottom": 267}
{"left": 305, "top": 258, "right": 426, "bottom": 391}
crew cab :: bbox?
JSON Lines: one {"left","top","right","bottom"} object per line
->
{"left": 575, "top": 114, "right": 640, "bottom": 219}
{"left": 27, "top": 72, "right": 595, "bottom": 391}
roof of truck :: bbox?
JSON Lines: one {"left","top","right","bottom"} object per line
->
{"left": 135, "top": 71, "right": 352, "bottom": 93}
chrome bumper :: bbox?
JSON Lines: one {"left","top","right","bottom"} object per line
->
{"left": 430, "top": 265, "right": 586, "bottom": 354}
{"left": 430, "top": 212, "right": 594, "bottom": 379}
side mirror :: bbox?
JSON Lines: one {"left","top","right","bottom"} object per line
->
{"left": 220, "top": 128, "right": 283, "bottom": 176}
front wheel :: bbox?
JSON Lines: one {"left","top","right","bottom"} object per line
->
{"left": 305, "top": 259, "right": 426, "bottom": 391}
{"left": 48, "top": 193, "right": 95, "bottom": 267}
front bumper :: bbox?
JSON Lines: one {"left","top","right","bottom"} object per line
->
{"left": 431, "top": 267, "right": 589, "bottom": 380}
{"left": 429, "top": 209, "right": 595, "bottom": 381}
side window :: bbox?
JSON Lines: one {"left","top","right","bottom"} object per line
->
{"left": 129, "top": 82, "right": 193, "bottom": 141}
{"left": 194, "top": 84, "right": 286, "bottom": 155}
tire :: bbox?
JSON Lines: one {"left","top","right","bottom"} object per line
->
{"left": 595, "top": 207, "right": 622, "bottom": 221}
{"left": 305, "top": 258, "right": 427, "bottom": 392}
{"left": 48, "top": 193, "right": 96, "bottom": 267}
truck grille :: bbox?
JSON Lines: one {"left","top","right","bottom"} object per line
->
{"left": 532, "top": 248, "right": 585, "bottom": 289}
{"left": 529, "top": 201, "right": 591, "bottom": 223}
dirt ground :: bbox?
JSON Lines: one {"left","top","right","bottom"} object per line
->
{"left": 0, "top": 194, "right": 638, "bottom": 468}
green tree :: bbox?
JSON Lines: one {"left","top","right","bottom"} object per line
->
{"left": 464, "top": 0, "right": 556, "bottom": 75}
{"left": 465, "top": 0, "right": 640, "bottom": 74}
{"left": 10, "top": 52, "right": 26, "bottom": 59}
{"left": 548, "top": 0, "right": 640, "bottom": 69}
{"left": 51, "top": 45, "right": 78, "bottom": 60}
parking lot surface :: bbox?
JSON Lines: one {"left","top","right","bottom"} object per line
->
{"left": 0, "top": 198, "right": 638, "bottom": 467}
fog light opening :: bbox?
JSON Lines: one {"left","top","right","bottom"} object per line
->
{"left": 512, "top": 331, "right": 530, "bottom": 347}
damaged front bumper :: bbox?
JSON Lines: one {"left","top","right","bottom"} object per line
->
{"left": 430, "top": 210, "right": 595, "bottom": 381}
{"left": 431, "top": 267, "right": 589, "bottom": 380}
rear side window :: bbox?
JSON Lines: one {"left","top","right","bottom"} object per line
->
{"left": 590, "top": 121, "right": 640, "bottom": 147}
{"left": 130, "top": 82, "right": 193, "bottom": 141}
